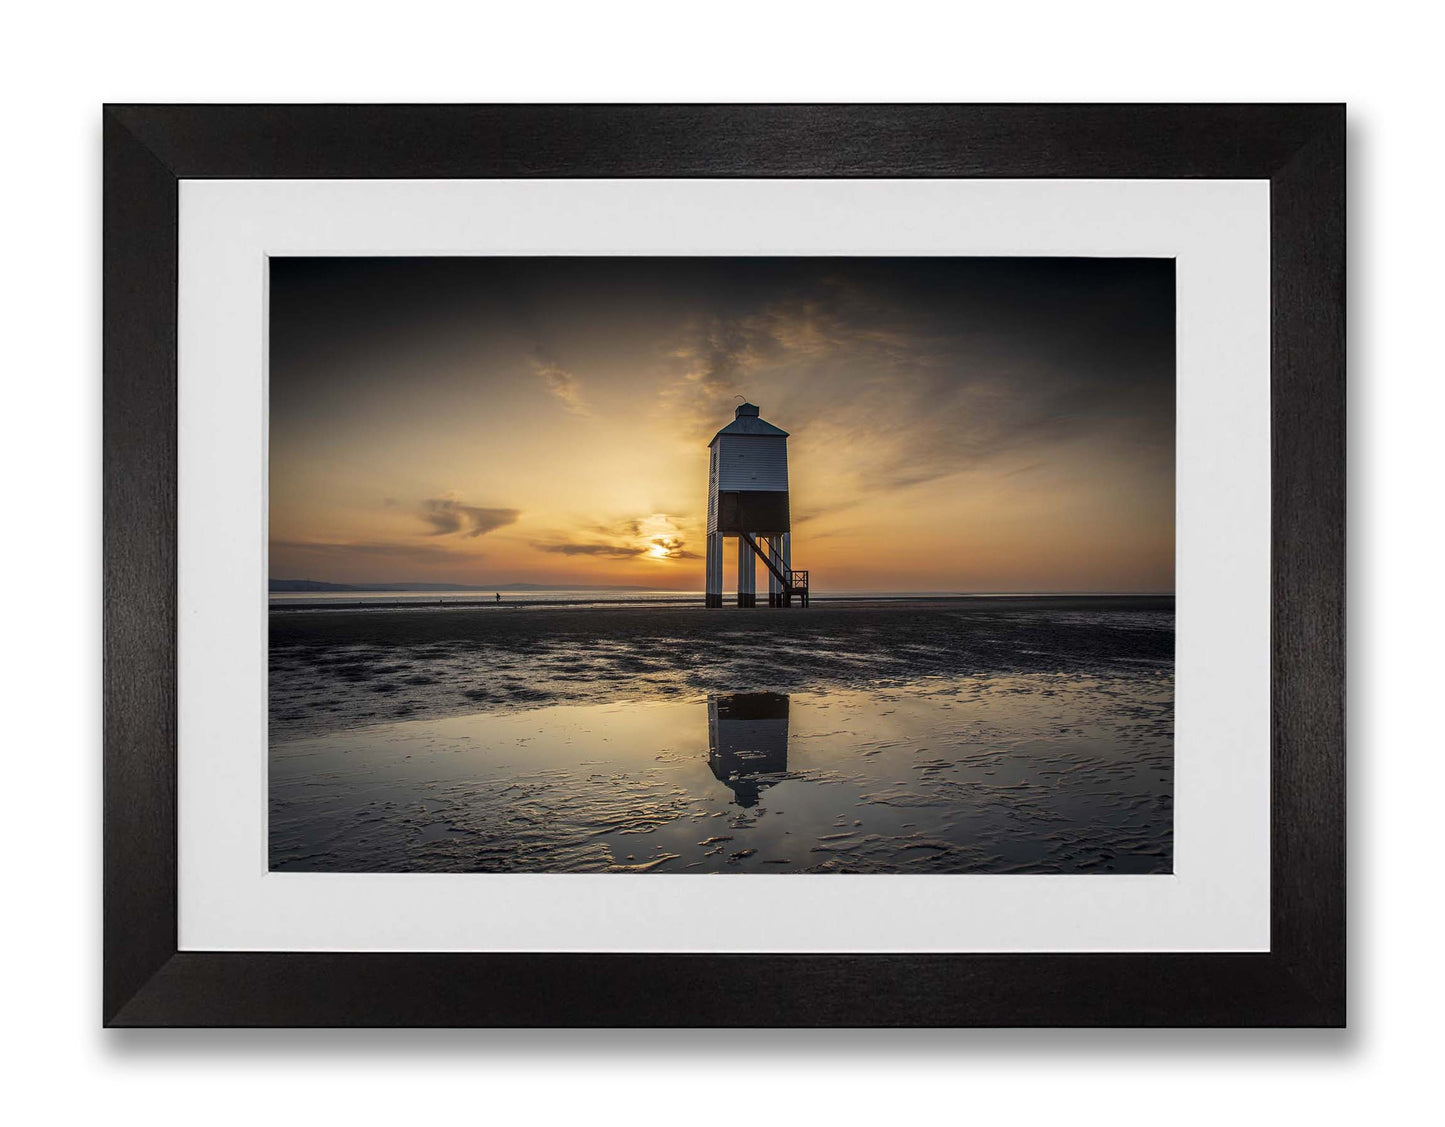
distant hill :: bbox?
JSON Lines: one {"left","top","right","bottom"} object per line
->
{"left": 269, "top": 579, "right": 660, "bottom": 593}
{"left": 270, "top": 579, "right": 369, "bottom": 592}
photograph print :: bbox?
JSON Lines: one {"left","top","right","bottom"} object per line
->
{"left": 268, "top": 255, "right": 1175, "bottom": 875}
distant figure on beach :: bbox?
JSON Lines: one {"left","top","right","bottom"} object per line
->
{"left": 495, "top": 592, "right": 501, "bottom": 603}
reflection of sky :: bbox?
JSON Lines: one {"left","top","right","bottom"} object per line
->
{"left": 270, "top": 257, "right": 1175, "bottom": 592}
{"left": 270, "top": 679, "right": 1173, "bottom": 874}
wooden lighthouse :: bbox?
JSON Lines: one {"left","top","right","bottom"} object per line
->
{"left": 704, "top": 402, "right": 808, "bottom": 607}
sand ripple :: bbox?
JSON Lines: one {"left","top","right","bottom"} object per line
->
{"left": 270, "top": 670, "right": 1172, "bottom": 875}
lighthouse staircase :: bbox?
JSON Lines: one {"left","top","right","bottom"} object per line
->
{"left": 741, "top": 533, "right": 810, "bottom": 607}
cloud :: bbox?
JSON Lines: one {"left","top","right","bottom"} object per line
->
{"left": 533, "top": 542, "right": 646, "bottom": 559}
{"left": 656, "top": 278, "right": 944, "bottom": 448}
{"left": 530, "top": 358, "right": 589, "bottom": 415}
{"left": 531, "top": 513, "right": 698, "bottom": 561}
{"left": 792, "top": 500, "right": 860, "bottom": 525}
{"left": 588, "top": 518, "right": 642, "bottom": 537}
{"left": 419, "top": 499, "right": 520, "bottom": 538}
{"left": 661, "top": 315, "right": 786, "bottom": 440}
{"left": 656, "top": 267, "right": 1173, "bottom": 498}
{"left": 648, "top": 536, "right": 699, "bottom": 560}
{"left": 532, "top": 537, "right": 698, "bottom": 561}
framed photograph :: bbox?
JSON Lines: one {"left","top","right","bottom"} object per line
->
{"left": 104, "top": 104, "right": 1343, "bottom": 1026}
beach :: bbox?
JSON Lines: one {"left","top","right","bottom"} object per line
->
{"left": 270, "top": 597, "right": 1174, "bottom": 874}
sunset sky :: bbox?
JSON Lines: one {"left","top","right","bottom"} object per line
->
{"left": 269, "top": 256, "right": 1175, "bottom": 593}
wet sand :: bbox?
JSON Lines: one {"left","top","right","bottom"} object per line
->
{"left": 271, "top": 596, "right": 1172, "bottom": 738}
{"left": 269, "top": 597, "right": 1173, "bottom": 874}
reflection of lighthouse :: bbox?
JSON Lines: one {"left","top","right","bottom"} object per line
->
{"left": 706, "top": 692, "right": 790, "bottom": 807}
{"left": 704, "top": 402, "right": 808, "bottom": 608}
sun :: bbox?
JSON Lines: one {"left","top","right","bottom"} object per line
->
{"left": 647, "top": 543, "right": 669, "bottom": 559}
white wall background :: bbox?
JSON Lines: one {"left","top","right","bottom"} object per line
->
{"left": 0, "top": 2, "right": 1432, "bottom": 1123}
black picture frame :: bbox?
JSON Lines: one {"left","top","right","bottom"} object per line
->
{"left": 103, "top": 104, "right": 1344, "bottom": 1027}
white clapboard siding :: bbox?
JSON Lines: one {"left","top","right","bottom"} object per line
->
{"left": 715, "top": 435, "right": 789, "bottom": 492}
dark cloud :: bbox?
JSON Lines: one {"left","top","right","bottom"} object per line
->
{"left": 531, "top": 527, "right": 698, "bottom": 561}
{"left": 271, "top": 259, "right": 1173, "bottom": 500}
{"left": 587, "top": 518, "right": 643, "bottom": 537}
{"left": 649, "top": 536, "right": 699, "bottom": 560}
{"left": 533, "top": 542, "right": 646, "bottom": 559}
{"left": 419, "top": 499, "right": 520, "bottom": 538}
{"left": 659, "top": 259, "right": 1174, "bottom": 495}
{"left": 793, "top": 500, "right": 860, "bottom": 525}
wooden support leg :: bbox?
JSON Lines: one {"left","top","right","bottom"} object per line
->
{"left": 705, "top": 532, "right": 723, "bottom": 607}
{"left": 737, "top": 535, "right": 756, "bottom": 607}
{"left": 781, "top": 532, "right": 792, "bottom": 606}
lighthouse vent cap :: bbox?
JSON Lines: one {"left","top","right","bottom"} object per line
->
{"left": 710, "top": 402, "right": 788, "bottom": 442}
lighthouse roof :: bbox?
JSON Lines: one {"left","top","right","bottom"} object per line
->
{"left": 709, "top": 402, "right": 789, "bottom": 444}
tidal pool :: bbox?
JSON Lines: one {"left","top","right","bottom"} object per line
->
{"left": 270, "top": 674, "right": 1172, "bottom": 874}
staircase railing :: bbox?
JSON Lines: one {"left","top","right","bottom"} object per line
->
{"left": 739, "top": 534, "right": 810, "bottom": 606}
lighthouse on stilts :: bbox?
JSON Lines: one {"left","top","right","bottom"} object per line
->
{"left": 704, "top": 402, "right": 809, "bottom": 608}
